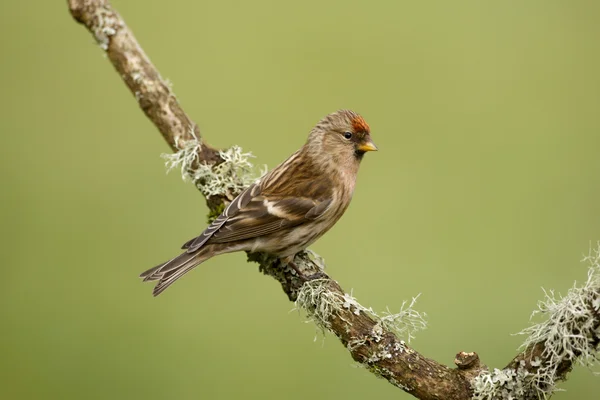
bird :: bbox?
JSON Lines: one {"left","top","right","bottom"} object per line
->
{"left": 140, "top": 109, "right": 377, "bottom": 296}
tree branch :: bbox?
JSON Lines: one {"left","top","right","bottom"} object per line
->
{"left": 67, "top": 1, "right": 599, "bottom": 399}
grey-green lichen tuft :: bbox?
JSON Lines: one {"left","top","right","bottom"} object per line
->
{"left": 161, "top": 134, "right": 202, "bottom": 181}
{"left": 193, "top": 145, "right": 262, "bottom": 199}
{"left": 295, "top": 280, "right": 427, "bottom": 343}
{"left": 91, "top": 6, "right": 122, "bottom": 50}
{"left": 295, "top": 278, "right": 342, "bottom": 333}
{"left": 472, "top": 244, "right": 600, "bottom": 399}
{"left": 162, "top": 136, "right": 266, "bottom": 200}
{"left": 472, "top": 362, "right": 533, "bottom": 400}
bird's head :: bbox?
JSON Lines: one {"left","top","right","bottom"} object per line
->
{"left": 307, "top": 110, "right": 378, "bottom": 163}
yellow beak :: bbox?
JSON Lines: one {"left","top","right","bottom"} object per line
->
{"left": 357, "top": 140, "right": 378, "bottom": 152}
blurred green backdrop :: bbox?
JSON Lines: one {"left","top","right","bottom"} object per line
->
{"left": 1, "top": 0, "right": 599, "bottom": 398}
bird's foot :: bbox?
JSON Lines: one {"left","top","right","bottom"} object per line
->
{"left": 304, "top": 271, "right": 327, "bottom": 281}
{"left": 286, "top": 260, "right": 327, "bottom": 282}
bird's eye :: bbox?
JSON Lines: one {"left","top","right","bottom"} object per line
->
{"left": 343, "top": 132, "right": 353, "bottom": 140}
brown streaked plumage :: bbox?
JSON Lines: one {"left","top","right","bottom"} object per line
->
{"left": 141, "top": 110, "right": 377, "bottom": 296}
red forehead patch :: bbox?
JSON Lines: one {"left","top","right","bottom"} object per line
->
{"left": 351, "top": 116, "right": 370, "bottom": 133}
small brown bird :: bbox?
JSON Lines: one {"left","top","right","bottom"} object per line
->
{"left": 141, "top": 110, "right": 377, "bottom": 296}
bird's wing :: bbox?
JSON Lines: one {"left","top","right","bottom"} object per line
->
{"left": 207, "top": 196, "right": 332, "bottom": 243}
{"left": 182, "top": 178, "right": 333, "bottom": 250}
{"left": 182, "top": 183, "right": 261, "bottom": 252}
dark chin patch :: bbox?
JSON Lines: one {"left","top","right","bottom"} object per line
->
{"left": 354, "top": 150, "right": 365, "bottom": 160}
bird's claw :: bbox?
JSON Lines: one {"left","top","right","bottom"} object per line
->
{"left": 285, "top": 260, "right": 327, "bottom": 282}
{"left": 303, "top": 271, "right": 327, "bottom": 281}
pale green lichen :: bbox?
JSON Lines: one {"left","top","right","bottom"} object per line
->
{"left": 472, "top": 244, "right": 600, "bottom": 399}
{"left": 378, "top": 296, "right": 428, "bottom": 344}
{"left": 161, "top": 133, "right": 202, "bottom": 180}
{"left": 518, "top": 245, "right": 600, "bottom": 390}
{"left": 91, "top": 7, "right": 122, "bottom": 50}
{"left": 295, "top": 279, "right": 341, "bottom": 333}
{"left": 342, "top": 292, "right": 427, "bottom": 344}
{"left": 295, "top": 280, "right": 426, "bottom": 345}
{"left": 472, "top": 362, "right": 532, "bottom": 400}
{"left": 192, "top": 145, "right": 261, "bottom": 199}
{"left": 161, "top": 134, "right": 265, "bottom": 200}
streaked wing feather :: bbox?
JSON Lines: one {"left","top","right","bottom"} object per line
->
{"left": 209, "top": 218, "right": 288, "bottom": 243}
{"left": 184, "top": 183, "right": 260, "bottom": 252}
{"left": 208, "top": 197, "right": 329, "bottom": 243}
{"left": 304, "top": 198, "right": 332, "bottom": 220}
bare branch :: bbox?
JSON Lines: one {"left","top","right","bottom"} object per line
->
{"left": 67, "top": 1, "right": 599, "bottom": 399}
{"left": 67, "top": 0, "right": 223, "bottom": 209}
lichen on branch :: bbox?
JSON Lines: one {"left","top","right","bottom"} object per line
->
{"left": 162, "top": 139, "right": 264, "bottom": 200}
{"left": 295, "top": 280, "right": 427, "bottom": 344}
{"left": 472, "top": 245, "right": 600, "bottom": 399}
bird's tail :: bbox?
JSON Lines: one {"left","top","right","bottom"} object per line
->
{"left": 140, "top": 247, "right": 213, "bottom": 296}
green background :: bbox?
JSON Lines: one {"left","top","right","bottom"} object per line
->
{"left": 1, "top": 0, "right": 599, "bottom": 398}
